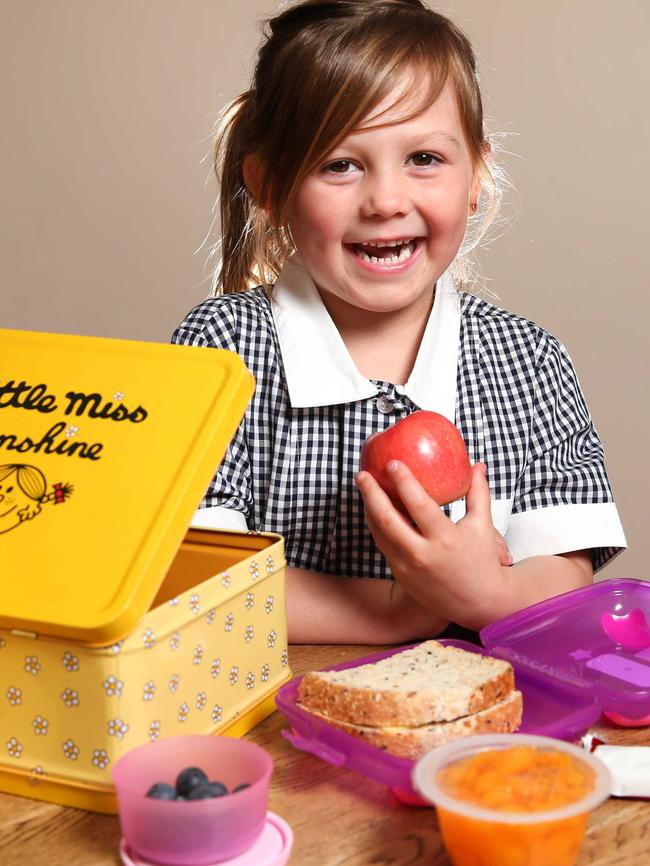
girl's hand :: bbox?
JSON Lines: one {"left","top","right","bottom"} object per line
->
{"left": 355, "top": 461, "right": 510, "bottom": 629}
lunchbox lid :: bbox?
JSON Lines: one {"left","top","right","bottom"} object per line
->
{"left": 0, "top": 328, "right": 254, "bottom": 645}
{"left": 480, "top": 578, "right": 650, "bottom": 723}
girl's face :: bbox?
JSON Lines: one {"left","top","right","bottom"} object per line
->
{"left": 287, "top": 77, "right": 480, "bottom": 320}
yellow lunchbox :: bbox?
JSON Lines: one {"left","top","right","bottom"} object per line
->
{"left": 0, "top": 329, "right": 290, "bottom": 813}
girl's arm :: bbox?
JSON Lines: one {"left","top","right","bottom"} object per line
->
{"left": 285, "top": 565, "right": 450, "bottom": 644}
{"left": 356, "top": 461, "right": 593, "bottom": 633}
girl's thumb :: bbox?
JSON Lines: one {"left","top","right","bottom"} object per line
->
{"left": 465, "top": 462, "right": 491, "bottom": 520}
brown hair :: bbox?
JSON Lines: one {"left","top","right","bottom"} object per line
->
{"left": 214, "top": 0, "right": 503, "bottom": 295}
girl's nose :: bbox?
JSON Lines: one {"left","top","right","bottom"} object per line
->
{"left": 360, "top": 172, "right": 411, "bottom": 219}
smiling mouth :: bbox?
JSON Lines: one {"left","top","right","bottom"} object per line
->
{"left": 0, "top": 506, "right": 16, "bottom": 518}
{"left": 348, "top": 238, "right": 419, "bottom": 264}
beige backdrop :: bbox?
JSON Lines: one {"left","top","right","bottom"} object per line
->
{"left": 2, "top": 1, "right": 648, "bottom": 580}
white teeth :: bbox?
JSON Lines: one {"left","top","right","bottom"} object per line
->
{"left": 362, "top": 238, "right": 414, "bottom": 248}
{"left": 357, "top": 242, "right": 414, "bottom": 264}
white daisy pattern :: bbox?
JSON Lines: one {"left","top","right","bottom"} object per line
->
{"left": 92, "top": 749, "right": 110, "bottom": 770}
{"left": 193, "top": 645, "right": 204, "bottom": 666}
{"left": 249, "top": 561, "right": 260, "bottom": 581}
{"left": 143, "top": 680, "right": 156, "bottom": 701}
{"left": 265, "top": 595, "right": 275, "bottom": 614}
{"left": 220, "top": 572, "right": 231, "bottom": 588}
{"left": 281, "top": 648, "right": 289, "bottom": 667}
{"left": 244, "top": 592, "right": 255, "bottom": 610}
{"left": 102, "top": 675, "right": 124, "bottom": 697}
{"left": 169, "top": 632, "right": 181, "bottom": 651}
{"left": 244, "top": 625, "right": 254, "bottom": 643}
{"left": 229, "top": 666, "right": 239, "bottom": 686}
{"left": 265, "top": 555, "right": 275, "bottom": 574}
{"left": 211, "top": 658, "right": 221, "bottom": 679}
{"left": 62, "top": 739, "right": 80, "bottom": 761}
{"left": 24, "top": 655, "right": 41, "bottom": 676}
{"left": 205, "top": 607, "right": 216, "bottom": 625}
{"left": 62, "top": 651, "right": 79, "bottom": 671}
{"left": 196, "top": 691, "right": 207, "bottom": 711}
{"left": 64, "top": 425, "right": 79, "bottom": 438}
{"left": 107, "top": 718, "right": 129, "bottom": 740}
{"left": 211, "top": 705, "right": 223, "bottom": 724}
{"left": 168, "top": 674, "right": 180, "bottom": 693}
{"left": 148, "top": 720, "right": 161, "bottom": 742}
{"left": 142, "top": 627, "right": 156, "bottom": 649}
{"left": 224, "top": 613, "right": 234, "bottom": 633}
{"left": 6, "top": 686, "right": 22, "bottom": 706}
{"left": 6, "top": 738, "right": 23, "bottom": 758}
{"left": 113, "top": 391, "right": 124, "bottom": 401}
{"left": 189, "top": 594, "right": 201, "bottom": 615}
{"left": 168, "top": 596, "right": 179, "bottom": 606}
{"left": 108, "top": 640, "right": 124, "bottom": 655}
{"left": 32, "top": 715, "right": 49, "bottom": 735}
{"left": 61, "top": 688, "right": 80, "bottom": 707}
{"left": 267, "top": 629, "right": 278, "bottom": 649}
{"left": 261, "top": 663, "right": 270, "bottom": 683}
{"left": 178, "top": 702, "right": 190, "bottom": 723}
{"left": 30, "top": 766, "right": 45, "bottom": 784}
{"left": 245, "top": 672, "right": 255, "bottom": 690}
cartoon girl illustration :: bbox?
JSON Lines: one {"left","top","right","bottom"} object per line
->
{"left": 0, "top": 464, "right": 72, "bottom": 535}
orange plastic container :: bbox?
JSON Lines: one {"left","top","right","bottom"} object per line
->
{"left": 412, "top": 734, "right": 611, "bottom": 866}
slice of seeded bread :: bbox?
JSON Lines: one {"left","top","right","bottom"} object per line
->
{"left": 297, "top": 640, "right": 515, "bottom": 726}
{"left": 301, "top": 690, "right": 523, "bottom": 760}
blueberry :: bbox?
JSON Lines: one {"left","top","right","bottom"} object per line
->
{"left": 233, "top": 783, "right": 251, "bottom": 794}
{"left": 146, "top": 782, "right": 176, "bottom": 800}
{"left": 187, "top": 781, "right": 229, "bottom": 800}
{"left": 175, "top": 766, "right": 209, "bottom": 798}
{"left": 186, "top": 786, "right": 215, "bottom": 800}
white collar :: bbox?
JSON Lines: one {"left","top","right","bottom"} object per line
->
{"left": 271, "top": 257, "right": 461, "bottom": 421}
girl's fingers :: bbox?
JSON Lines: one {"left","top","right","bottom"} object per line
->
{"left": 381, "top": 460, "right": 447, "bottom": 536}
{"left": 495, "top": 529, "right": 513, "bottom": 566}
{"left": 464, "top": 462, "right": 492, "bottom": 521}
{"left": 355, "top": 467, "right": 424, "bottom": 548}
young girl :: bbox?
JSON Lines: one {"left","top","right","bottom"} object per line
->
{"left": 173, "top": 0, "right": 626, "bottom": 644}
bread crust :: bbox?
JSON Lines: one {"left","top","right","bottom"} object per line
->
{"left": 300, "top": 690, "right": 524, "bottom": 761}
{"left": 297, "top": 641, "right": 515, "bottom": 726}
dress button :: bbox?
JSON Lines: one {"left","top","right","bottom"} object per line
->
{"left": 376, "top": 395, "right": 395, "bottom": 414}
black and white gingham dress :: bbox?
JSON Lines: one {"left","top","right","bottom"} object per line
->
{"left": 173, "top": 259, "right": 626, "bottom": 578}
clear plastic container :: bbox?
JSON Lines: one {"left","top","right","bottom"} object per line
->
{"left": 481, "top": 578, "right": 650, "bottom": 725}
{"left": 112, "top": 735, "right": 272, "bottom": 866}
{"left": 412, "top": 733, "right": 611, "bottom": 866}
{"left": 276, "top": 639, "right": 601, "bottom": 804}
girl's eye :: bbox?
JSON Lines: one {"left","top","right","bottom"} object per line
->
{"left": 409, "top": 152, "right": 442, "bottom": 167}
{"left": 322, "top": 159, "right": 359, "bottom": 175}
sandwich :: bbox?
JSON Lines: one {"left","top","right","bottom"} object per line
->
{"left": 297, "top": 640, "right": 523, "bottom": 760}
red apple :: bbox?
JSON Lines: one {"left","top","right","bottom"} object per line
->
{"left": 360, "top": 410, "right": 471, "bottom": 507}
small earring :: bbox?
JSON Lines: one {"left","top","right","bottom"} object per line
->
{"left": 470, "top": 201, "right": 478, "bottom": 212}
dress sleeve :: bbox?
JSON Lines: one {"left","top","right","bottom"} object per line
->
{"left": 505, "top": 332, "right": 626, "bottom": 571}
{"left": 172, "top": 303, "right": 253, "bottom": 523}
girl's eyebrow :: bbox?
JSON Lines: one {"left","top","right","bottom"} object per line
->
{"left": 347, "top": 127, "right": 462, "bottom": 151}
{"left": 413, "top": 131, "right": 461, "bottom": 150}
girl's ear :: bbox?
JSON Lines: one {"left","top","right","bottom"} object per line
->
{"left": 468, "top": 174, "right": 482, "bottom": 216}
{"left": 243, "top": 153, "right": 270, "bottom": 212}
{"left": 468, "top": 142, "right": 490, "bottom": 216}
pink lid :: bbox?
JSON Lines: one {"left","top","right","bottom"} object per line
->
{"left": 120, "top": 811, "right": 293, "bottom": 866}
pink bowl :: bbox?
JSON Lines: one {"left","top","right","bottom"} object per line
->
{"left": 112, "top": 735, "right": 272, "bottom": 866}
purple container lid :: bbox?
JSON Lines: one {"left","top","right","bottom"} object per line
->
{"left": 275, "top": 639, "right": 600, "bottom": 804}
{"left": 481, "top": 577, "right": 650, "bottom": 722}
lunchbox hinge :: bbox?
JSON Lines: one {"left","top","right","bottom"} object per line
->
{"left": 10, "top": 628, "right": 38, "bottom": 640}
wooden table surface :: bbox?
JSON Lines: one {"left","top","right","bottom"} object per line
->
{"left": 1, "top": 643, "right": 649, "bottom": 866}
